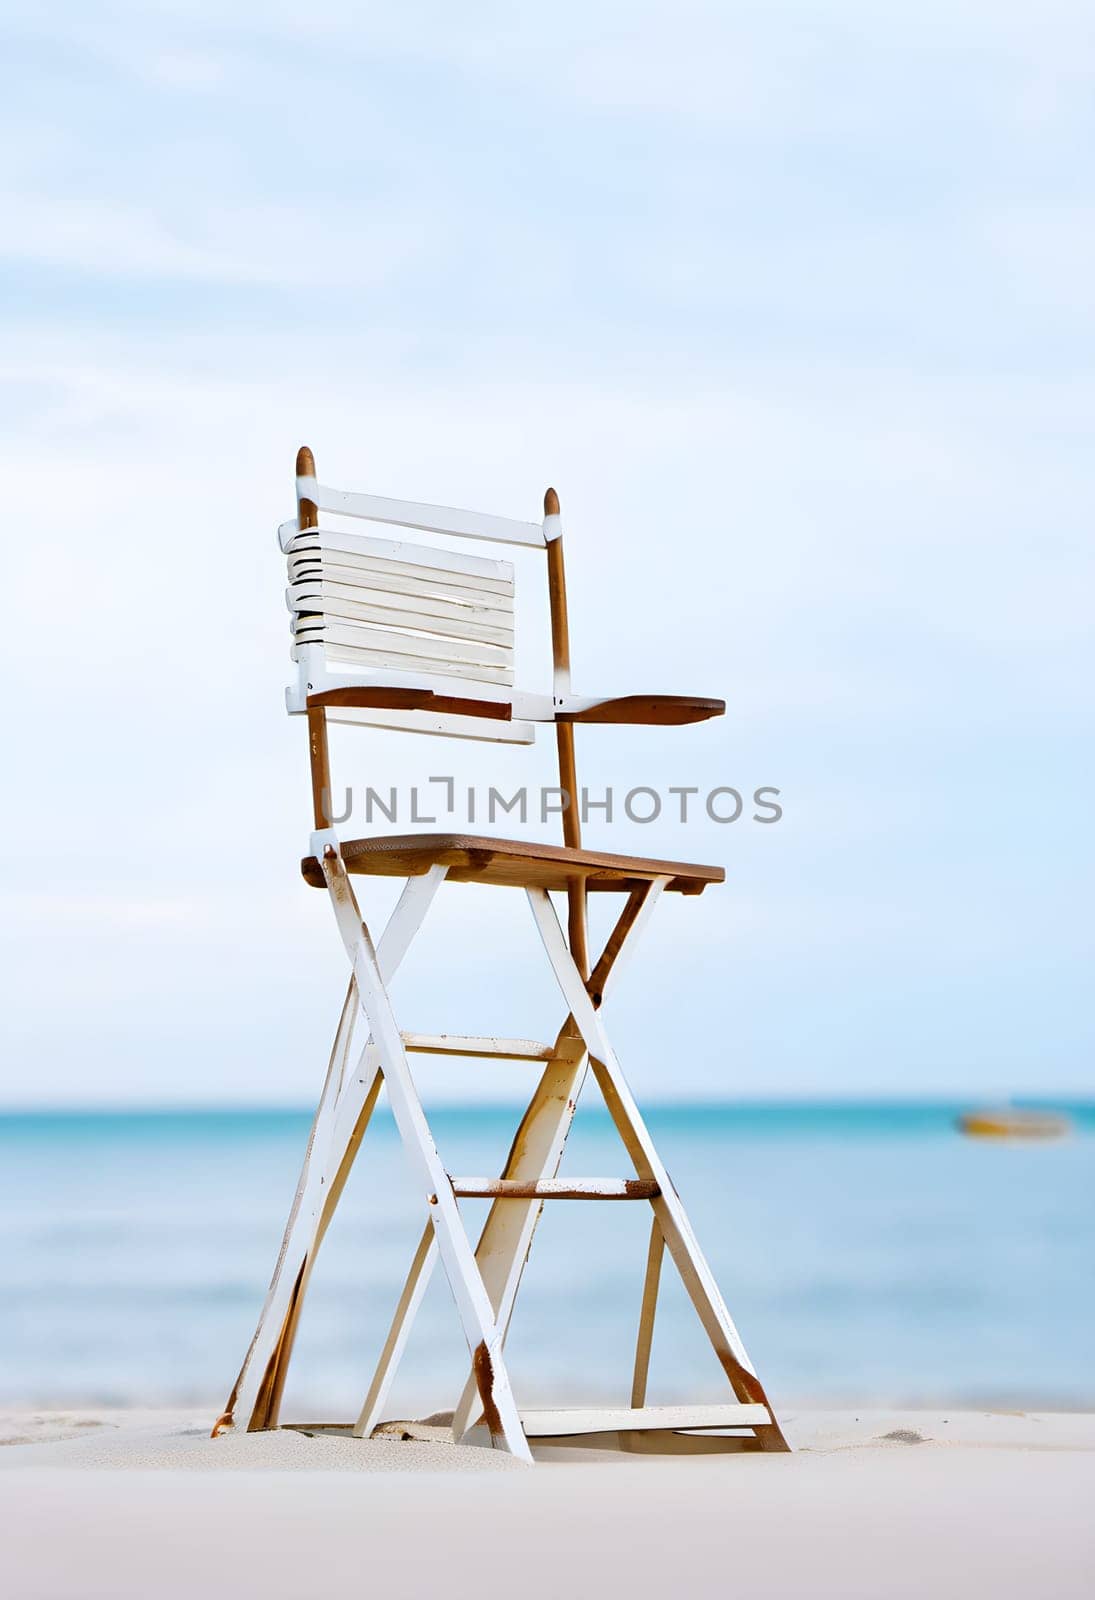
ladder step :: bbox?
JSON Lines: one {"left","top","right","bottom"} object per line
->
{"left": 401, "top": 1032, "right": 556, "bottom": 1061}
{"left": 450, "top": 1177, "right": 660, "bottom": 1201}
{"left": 520, "top": 1404, "right": 771, "bottom": 1437}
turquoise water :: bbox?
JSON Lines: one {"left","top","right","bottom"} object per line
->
{"left": 3, "top": 1103, "right": 1093, "bottom": 1415}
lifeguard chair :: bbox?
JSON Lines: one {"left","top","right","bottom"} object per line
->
{"left": 214, "top": 448, "right": 787, "bottom": 1461}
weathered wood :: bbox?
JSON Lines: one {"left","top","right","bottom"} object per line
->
{"left": 306, "top": 707, "right": 332, "bottom": 829}
{"left": 401, "top": 1033, "right": 555, "bottom": 1060}
{"left": 295, "top": 444, "right": 318, "bottom": 529}
{"left": 544, "top": 486, "right": 589, "bottom": 980}
{"left": 451, "top": 1177, "right": 660, "bottom": 1200}
{"left": 631, "top": 1217, "right": 665, "bottom": 1409}
{"left": 520, "top": 1403, "right": 771, "bottom": 1437}
{"left": 301, "top": 833, "right": 724, "bottom": 895}
{"left": 307, "top": 686, "right": 513, "bottom": 722}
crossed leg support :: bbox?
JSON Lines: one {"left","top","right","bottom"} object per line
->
{"left": 350, "top": 880, "right": 668, "bottom": 1444}
{"left": 449, "top": 880, "right": 665, "bottom": 1440}
{"left": 215, "top": 853, "right": 786, "bottom": 1458}
{"left": 526, "top": 887, "right": 788, "bottom": 1452}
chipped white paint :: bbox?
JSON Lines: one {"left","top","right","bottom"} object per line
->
{"left": 520, "top": 1404, "right": 771, "bottom": 1437}
{"left": 401, "top": 1033, "right": 556, "bottom": 1061}
{"left": 450, "top": 1177, "right": 658, "bottom": 1199}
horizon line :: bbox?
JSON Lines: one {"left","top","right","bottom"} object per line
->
{"left": 2, "top": 1095, "right": 1092, "bottom": 1117}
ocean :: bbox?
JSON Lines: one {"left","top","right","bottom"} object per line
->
{"left": 3, "top": 1102, "right": 1093, "bottom": 1417}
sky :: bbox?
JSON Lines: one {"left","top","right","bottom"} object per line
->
{"left": 1, "top": 0, "right": 1092, "bottom": 1106}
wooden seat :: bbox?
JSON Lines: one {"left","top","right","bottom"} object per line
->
{"left": 301, "top": 832, "right": 724, "bottom": 895}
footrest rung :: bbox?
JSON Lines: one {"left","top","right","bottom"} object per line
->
{"left": 520, "top": 1404, "right": 771, "bottom": 1437}
{"left": 401, "top": 1032, "right": 556, "bottom": 1061}
{"left": 451, "top": 1177, "right": 660, "bottom": 1200}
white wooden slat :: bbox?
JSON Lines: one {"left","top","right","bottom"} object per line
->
{"left": 287, "top": 524, "right": 514, "bottom": 583}
{"left": 294, "top": 662, "right": 517, "bottom": 706}
{"left": 325, "top": 705, "right": 536, "bottom": 743}
{"left": 401, "top": 1034, "right": 556, "bottom": 1061}
{"left": 314, "top": 552, "right": 510, "bottom": 599}
{"left": 289, "top": 549, "right": 513, "bottom": 601}
{"left": 289, "top": 666, "right": 555, "bottom": 723}
{"left": 288, "top": 520, "right": 517, "bottom": 686}
{"left": 289, "top": 591, "right": 514, "bottom": 647}
{"left": 288, "top": 579, "right": 515, "bottom": 633}
{"left": 309, "top": 600, "right": 512, "bottom": 648}
{"left": 312, "top": 484, "right": 546, "bottom": 549}
{"left": 288, "top": 557, "right": 512, "bottom": 604}
{"left": 288, "top": 560, "right": 515, "bottom": 615}
{"left": 293, "top": 618, "right": 512, "bottom": 671}
{"left": 298, "top": 639, "right": 514, "bottom": 685}
{"left": 520, "top": 1404, "right": 770, "bottom": 1437}
{"left": 287, "top": 542, "right": 513, "bottom": 595}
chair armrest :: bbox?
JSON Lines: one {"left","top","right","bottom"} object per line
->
{"left": 307, "top": 687, "right": 512, "bottom": 722}
{"left": 555, "top": 694, "right": 724, "bottom": 726}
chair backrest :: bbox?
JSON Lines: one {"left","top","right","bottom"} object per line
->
{"left": 278, "top": 446, "right": 726, "bottom": 984}
{"left": 288, "top": 527, "right": 517, "bottom": 684}
{"left": 282, "top": 447, "right": 565, "bottom": 746}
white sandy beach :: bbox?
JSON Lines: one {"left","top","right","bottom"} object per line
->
{"left": 2, "top": 1409, "right": 1092, "bottom": 1599}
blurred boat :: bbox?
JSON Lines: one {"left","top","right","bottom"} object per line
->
{"left": 957, "top": 1107, "right": 1071, "bottom": 1140}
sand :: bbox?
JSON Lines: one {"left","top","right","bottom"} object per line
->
{"left": 1, "top": 1408, "right": 1092, "bottom": 1598}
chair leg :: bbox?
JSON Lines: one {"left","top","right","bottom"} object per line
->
{"left": 451, "top": 882, "right": 666, "bottom": 1440}
{"left": 214, "top": 869, "right": 446, "bottom": 1436}
{"left": 631, "top": 1215, "right": 665, "bottom": 1409}
{"left": 214, "top": 978, "right": 359, "bottom": 1435}
{"left": 321, "top": 849, "right": 533, "bottom": 1463}
{"left": 526, "top": 885, "right": 790, "bottom": 1453}
{"left": 353, "top": 1220, "right": 438, "bottom": 1438}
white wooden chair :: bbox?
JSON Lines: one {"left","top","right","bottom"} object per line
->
{"left": 213, "top": 447, "right": 788, "bottom": 1461}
